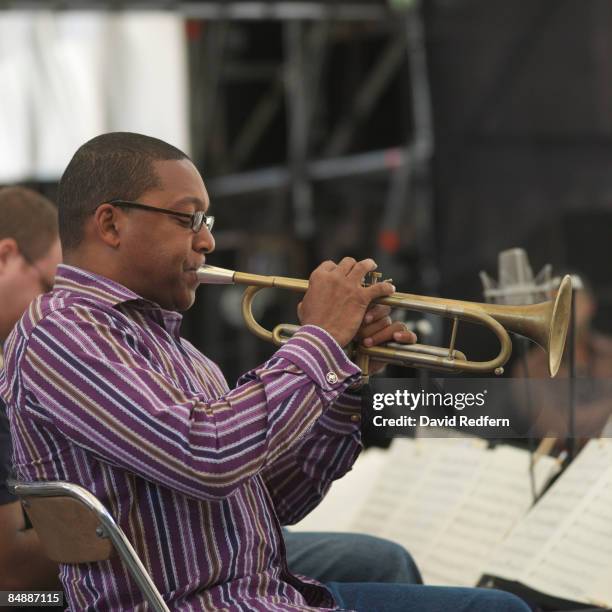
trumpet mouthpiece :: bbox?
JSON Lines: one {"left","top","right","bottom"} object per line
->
{"left": 196, "top": 265, "right": 236, "bottom": 285}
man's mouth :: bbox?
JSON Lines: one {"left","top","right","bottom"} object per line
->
{"left": 185, "top": 259, "right": 205, "bottom": 273}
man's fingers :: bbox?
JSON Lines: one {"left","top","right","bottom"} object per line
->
{"left": 347, "top": 258, "right": 377, "bottom": 282}
{"left": 364, "top": 280, "right": 395, "bottom": 301}
{"left": 392, "top": 329, "right": 418, "bottom": 344}
{"left": 313, "top": 260, "right": 337, "bottom": 275}
{"left": 364, "top": 304, "right": 391, "bottom": 324}
{"left": 337, "top": 256, "right": 357, "bottom": 276}
{"left": 362, "top": 321, "right": 416, "bottom": 347}
{"left": 359, "top": 315, "right": 392, "bottom": 340}
{"left": 302, "top": 256, "right": 397, "bottom": 347}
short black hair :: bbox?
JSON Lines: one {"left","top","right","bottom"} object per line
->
{"left": 0, "top": 187, "right": 58, "bottom": 262}
{"left": 57, "top": 132, "right": 188, "bottom": 251}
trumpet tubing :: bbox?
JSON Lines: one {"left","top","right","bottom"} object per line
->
{"left": 197, "top": 265, "right": 573, "bottom": 378}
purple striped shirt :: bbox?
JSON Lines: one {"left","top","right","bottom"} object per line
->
{"left": 0, "top": 265, "right": 363, "bottom": 611}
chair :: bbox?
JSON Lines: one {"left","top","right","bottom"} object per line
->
{"left": 8, "top": 479, "right": 170, "bottom": 612}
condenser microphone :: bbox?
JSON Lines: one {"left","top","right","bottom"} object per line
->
{"left": 480, "top": 248, "right": 551, "bottom": 305}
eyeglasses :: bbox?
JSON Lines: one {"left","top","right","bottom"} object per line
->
{"left": 104, "top": 199, "right": 214, "bottom": 233}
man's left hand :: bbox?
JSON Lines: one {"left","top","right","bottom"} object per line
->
{"left": 356, "top": 304, "right": 417, "bottom": 375}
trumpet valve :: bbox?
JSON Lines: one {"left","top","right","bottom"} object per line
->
{"left": 363, "top": 271, "right": 382, "bottom": 286}
{"left": 362, "top": 271, "right": 394, "bottom": 286}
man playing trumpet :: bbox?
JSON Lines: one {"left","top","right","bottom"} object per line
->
{"left": 1, "top": 132, "right": 529, "bottom": 611}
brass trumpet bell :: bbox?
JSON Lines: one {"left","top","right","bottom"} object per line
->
{"left": 196, "top": 265, "right": 572, "bottom": 377}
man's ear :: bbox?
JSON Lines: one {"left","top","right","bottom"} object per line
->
{"left": 0, "top": 238, "right": 19, "bottom": 273}
{"left": 92, "top": 204, "right": 122, "bottom": 248}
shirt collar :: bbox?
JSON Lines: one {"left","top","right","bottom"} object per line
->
{"left": 53, "top": 265, "right": 184, "bottom": 334}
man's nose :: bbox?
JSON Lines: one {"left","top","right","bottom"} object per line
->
{"left": 194, "top": 227, "right": 215, "bottom": 254}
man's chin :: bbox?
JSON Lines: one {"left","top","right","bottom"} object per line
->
{"left": 175, "top": 290, "right": 196, "bottom": 312}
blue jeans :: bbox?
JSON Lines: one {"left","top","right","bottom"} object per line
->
{"left": 325, "top": 582, "right": 531, "bottom": 612}
{"left": 283, "top": 530, "right": 422, "bottom": 584}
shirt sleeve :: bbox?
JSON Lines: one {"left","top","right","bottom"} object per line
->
{"left": 260, "top": 389, "right": 362, "bottom": 525}
{"left": 20, "top": 306, "right": 361, "bottom": 502}
{"left": 237, "top": 325, "right": 363, "bottom": 525}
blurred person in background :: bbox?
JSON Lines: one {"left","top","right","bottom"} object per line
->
{"left": 513, "top": 275, "right": 612, "bottom": 441}
{"left": 0, "top": 186, "right": 62, "bottom": 591}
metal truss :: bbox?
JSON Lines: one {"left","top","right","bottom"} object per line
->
{"left": 192, "top": 3, "right": 435, "bottom": 249}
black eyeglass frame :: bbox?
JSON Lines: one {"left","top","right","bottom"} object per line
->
{"left": 103, "top": 199, "right": 214, "bottom": 233}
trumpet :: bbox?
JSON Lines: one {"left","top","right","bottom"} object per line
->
{"left": 197, "top": 265, "right": 573, "bottom": 378}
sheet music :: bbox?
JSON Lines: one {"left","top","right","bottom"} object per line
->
{"left": 379, "top": 438, "right": 489, "bottom": 561}
{"left": 349, "top": 437, "right": 434, "bottom": 537}
{"left": 523, "top": 463, "right": 612, "bottom": 605}
{"left": 296, "top": 435, "right": 481, "bottom": 537}
{"left": 418, "top": 445, "right": 557, "bottom": 586}
{"left": 421, "top": 446, "right": 528, "bottom": 585}
{"left": 485, "top": 439, "right": 612, "bottom": 606}
{"left": 295, "top": 434, "right": 609, "bottom": 600}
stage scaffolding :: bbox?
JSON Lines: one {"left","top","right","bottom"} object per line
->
{"left": 182, "top": 1, "right": 440, "bottom": 375}
{"left": 178, "top": 2, "right": 437, "bottom": 277}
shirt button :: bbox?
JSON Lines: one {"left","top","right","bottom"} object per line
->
{"left": 350, "top": 414, "right": 361, "bottom": 423}
{"left": 326, "top": 371, "right": 338, "bottom": 385}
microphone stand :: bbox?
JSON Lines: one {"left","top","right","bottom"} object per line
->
{"left": 567, "top": 292, "right": 577, "bottom": 461}
{"left": 518, "top": 336, "right": 538, "bottom": 504}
